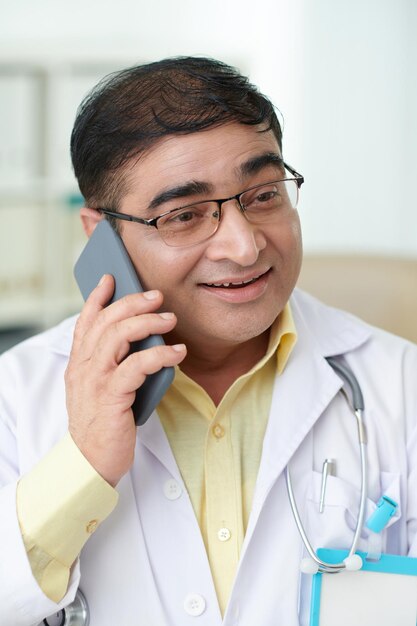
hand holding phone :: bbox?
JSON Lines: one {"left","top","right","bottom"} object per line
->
{"left": 74, "top": 220, "right": 176, "bottom": 426}
{"left": 68, "top": 220, "right": 185, "bottom": 486}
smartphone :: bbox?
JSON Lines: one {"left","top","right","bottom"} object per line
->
{"left": 74, "top": 219, "right": 174, "bottom": 426}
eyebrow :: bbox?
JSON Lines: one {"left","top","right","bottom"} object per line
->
{"left": 147, "top": 180, "right": 214, "bottom": 212}
{"left": 146, "top": 151, "right": 284, "bottom": 213}
{"left": 237, "top": 152, "right": 284, "bottom": 178}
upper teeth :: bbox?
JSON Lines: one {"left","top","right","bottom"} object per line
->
{"left": 208, "top": 277, "right": 257, "bottom": 287}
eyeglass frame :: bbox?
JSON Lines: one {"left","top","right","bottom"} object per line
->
{"left": 98, "top": 162, "right": 304, "bottom": 243}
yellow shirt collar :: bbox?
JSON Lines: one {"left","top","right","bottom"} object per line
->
{"left": 174, "top": 301, "right": 297, "bottom": 394}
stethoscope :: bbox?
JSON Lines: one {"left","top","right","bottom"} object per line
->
{"left": 40, "top": 588, "right": 89, "bottom": 626}
{"left": 286, "top": 356, "right": 367, "bottom": 575}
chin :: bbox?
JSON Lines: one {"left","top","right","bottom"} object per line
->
{"left": 204, "top": 312, "right": 279, "bottom": 345}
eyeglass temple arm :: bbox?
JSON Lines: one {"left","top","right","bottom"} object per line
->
{"left": 283, "top": 162, "right": 304, "bottom": 187}
{"left": 99, "top": 208, "right": 151, "bottom": 226}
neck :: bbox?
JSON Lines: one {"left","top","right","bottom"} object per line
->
{"left": 175, "top": 331, "right": 270, "bottom": 405}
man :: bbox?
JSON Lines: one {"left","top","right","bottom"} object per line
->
{"left": 0, "top": 57, "right": 416, "bottom": 626}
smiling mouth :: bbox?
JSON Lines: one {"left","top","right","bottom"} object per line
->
{"left": 202, "top": 269, "right": 270, "bottom": 288}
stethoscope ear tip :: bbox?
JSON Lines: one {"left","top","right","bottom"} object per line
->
{"left": 300, "top": 557, "right": 320, "bottom": 575}
{"left": 343, "top": 554, "right": 363, "bottom": 571}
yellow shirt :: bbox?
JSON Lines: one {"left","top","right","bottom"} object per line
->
{"left": 16, "top": 305, "right": 296, "bottom": 611}
{"left": 158, "top": 304, "right": 296, "bottom": 614}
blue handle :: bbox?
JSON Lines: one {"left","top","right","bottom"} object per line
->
{"left": 366, "top": 496, "right": 398, "bottom": 533}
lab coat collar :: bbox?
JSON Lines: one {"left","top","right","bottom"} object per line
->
{"left": 48, "top": 314, "right": 78, "bottom": 356}
{"left": 290, "top": 288, "right": 371, "bottom": 357}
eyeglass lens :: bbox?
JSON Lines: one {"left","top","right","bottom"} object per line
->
{"left": 157, "top": 179, "right": 299, "bottom": 247}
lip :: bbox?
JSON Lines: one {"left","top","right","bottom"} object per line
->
{"left": 199, "top": 268, "right": 272, "bottom": 303}
{"left": 200, "top": 268, "right": 271, "bottom": 287}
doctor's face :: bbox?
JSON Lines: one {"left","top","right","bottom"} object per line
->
{"left": 118, "top": 123, "right": 303, "bottom": 351}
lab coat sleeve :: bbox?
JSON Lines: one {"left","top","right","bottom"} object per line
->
{"left": 0, "top": 479, "right": 82, "bottom": 626}
{"left": 0, "top": 337, "right": 117, "bottom": 626}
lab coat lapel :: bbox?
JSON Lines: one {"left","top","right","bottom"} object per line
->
{"left": 138, "top": 410, "right": 183, "bottom": 480}
{"left": 245, "top": 290, "right": 370, "bottom": 544}
{"left": 247, "top": 329, "right": 342, "bottom": 538}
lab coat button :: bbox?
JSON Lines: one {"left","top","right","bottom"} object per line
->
{"left": 163, "top": 479, "right": 183, "bottom": 500}
{"left": 184, "top": 593, "right": 206, "bottom": 616}
{"left": 217, "top": 527, "right": 231, "bottom": 541}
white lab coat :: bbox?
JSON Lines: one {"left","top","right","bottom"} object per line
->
{"left": 0, "top": 289, "right": 416, "bottom": 626}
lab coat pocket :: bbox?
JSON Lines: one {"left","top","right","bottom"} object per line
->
{"left": 305, "top": 471, "right": 402, "bottom": 553}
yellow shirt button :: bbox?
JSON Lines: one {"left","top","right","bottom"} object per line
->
{"left": 86, "top": 519, "right": 99, "bottom": 534}
{"left": 212, "top": 424, "right": 225, "bottom": 439}
{"left": 217, "top": 527, "right": 231, "bottom": 542}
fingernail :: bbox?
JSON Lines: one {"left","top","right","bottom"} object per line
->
{"left": 98, "top": 274, "right": 107, "bottom": 287}
{"left": 143, "top": 290, "right": 159, "bottom": 300}
{"left": 172, "top": 343, "right": 186, "bottom": 352}
{"left": 160, "top": 312, "right": 175, "bottom": 320}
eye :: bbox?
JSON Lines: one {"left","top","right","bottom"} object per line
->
{"left": 243, "top": 184, "right": 281, "bottom": 209}
{"left": 172, "top": 210, "right": 195, "bottom": 223}
{"left": 159, "top": 204, "right": 210, "bottom": 230}
{"left": 255, "top": 190, "right": 279, "bottom": 203}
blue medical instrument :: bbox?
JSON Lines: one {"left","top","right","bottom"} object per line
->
{"left": 41, "top": 589, "right": 89, "bottom": 626}
{"left": 366, "top": 496, "right": 397, "bottom": 533}
{"left": 286, "top": 357, "right": 368, "bottom": 574}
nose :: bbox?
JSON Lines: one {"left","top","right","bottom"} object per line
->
{"left": 205, "top": 199, "right": 266, "bottom": 266}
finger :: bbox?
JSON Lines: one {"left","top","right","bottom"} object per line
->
{"left": 72, "top": 274, "right": 115, "bottom": 350}
{"left": 93, "top": 288, "right": 163, "bottom": 330}
{"left": 74, "top": 280, "right": 164, "bottom": 357}
{"left": 112, "top": 343, "right": 187, "bottom": 396}
{"left": 90, "top": 312, "right": 179, "bottom": 372}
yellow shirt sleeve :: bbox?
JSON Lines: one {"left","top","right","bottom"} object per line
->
{"left": 16, "top": 432, "right": 118, "bottom": 603}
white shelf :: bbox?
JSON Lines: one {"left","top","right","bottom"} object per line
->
{"left": 0, "top": 58, "right": 112, "bottom": 331}
{"left": 0, "top": 294, "right": 82, "bottom": 329}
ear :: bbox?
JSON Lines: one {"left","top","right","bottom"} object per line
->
{"left": 80, "top": 207, "right": 103, "bottom": 237}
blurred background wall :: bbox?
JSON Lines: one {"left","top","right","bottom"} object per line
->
{"left": 0, "top": 0, "right": 416, "bottom": 350}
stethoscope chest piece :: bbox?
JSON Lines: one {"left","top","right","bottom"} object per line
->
{"left": 42, "top": 589, "right": 89, "bottom": 626}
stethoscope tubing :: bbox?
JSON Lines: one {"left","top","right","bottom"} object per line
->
{"left": 286, "top": 357, "right": 368, "bottom": 574}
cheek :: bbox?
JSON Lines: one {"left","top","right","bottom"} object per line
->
{"left": 289, "top": 215, "right": 303, "bottom": 269}
{"left": 134, "top": 256, "right": 174, "bottom": 292}
{"left": 126, "top": 236, "right": 197, "bottom": 297}
{"left": 272, "top": 213, "right": 303, "bottom": 269}
{"left": 285, "top": 219, "right": 303, "bottom": 287}
{"left": 264, "top": 217, "right": 302, "bottom": 306}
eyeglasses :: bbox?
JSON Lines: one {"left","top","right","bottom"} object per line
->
{"left": 99, "top": 162, "right": 304, "bottom": 248}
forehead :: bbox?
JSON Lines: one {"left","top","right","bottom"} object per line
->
{"left": 124, "top": 123, "right": 282, "bottom": 198}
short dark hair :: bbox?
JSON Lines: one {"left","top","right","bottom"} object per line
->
{"left": 70, "top": 56, "right": 283, "bottom": 210}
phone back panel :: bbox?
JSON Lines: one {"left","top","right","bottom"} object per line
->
{"left": 75, "top": 219, "right": 146, "bottom": 303}
{"left": 74, "top": 220, "right": 174, "bottom": 425}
